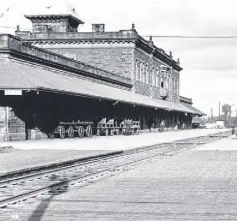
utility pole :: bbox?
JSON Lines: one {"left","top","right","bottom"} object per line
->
{"left": 218, "top": 102, "right": 221, "bottom": 120}
{"left": 211, "top": 108, "right": 213, "bottom": 123}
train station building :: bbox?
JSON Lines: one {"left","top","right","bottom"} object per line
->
{"left": 0, "top": 5, "right": 203, "bottom": 141}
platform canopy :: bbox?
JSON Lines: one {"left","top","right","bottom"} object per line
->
{"left": 182, "top": 103, "right": 205, "bottom": 116}
{"left": 0, "top": 59, "right": 202, "bottom": 116}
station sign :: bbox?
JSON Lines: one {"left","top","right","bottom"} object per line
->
{"left": 4, "top": 90, "right": 22, "bottom": 96}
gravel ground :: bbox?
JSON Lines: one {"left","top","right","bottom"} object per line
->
{"left": 1, "top": 135, "right": 236, "bottom": 221}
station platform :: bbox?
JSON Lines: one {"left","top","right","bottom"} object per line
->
{"left": 1, "top": 133, "right": 236, "bottom": 221}
{"left": 0, "top": 129, "right": 229, "bottom": 176}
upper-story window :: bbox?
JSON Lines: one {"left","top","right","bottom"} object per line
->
{"left": 145, "top": 63, "right": 149, "bottom": 84}
{"left": 160, "top": 69, "right": 165, "bottom": 89}
{"left": 177, "top": 79, "right": 179, "bottom": 94}
{"left": 152, "top": 67, "right": 155, "bottom": 86}
{"left": 140, "top": 63, "right": 144, "bottom": 83}
{"left": 136, "top": 60, "right": 140, "bottom": 81}
{"left": 165, "top": 73, "right": 169, "bottom": 90}
{"left": 143, "top": 63, "right": 146, "bottom": 83}
{"left": 161, "top": 81, "right": 164, "bottom": 88}
{"left": 169, "top": 75, "right": 172, "bottom": 90}
{"left": 156, "top": 68, "right": 159, "bottom": 87}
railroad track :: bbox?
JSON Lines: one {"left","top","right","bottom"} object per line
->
{"left": 0, "top": 130, "right": 231, "bottom": 209}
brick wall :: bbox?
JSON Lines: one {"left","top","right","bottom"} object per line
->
{"left": 46, "top": 46, "right": 135, "bottom": 80}
{"left": 0, "top": 107, "right": 7, "bottom": 141}
{"left": 134, "top": 49, "right": 153, "bottom": 98}
{"left": 8, "top": 108, "right": 26, "bottom": 141}
{"left": 134, "top": 48, "right": 180, "bottom": 101}
{"left": 134, "top": 82, "right": 151, "bottom": 97}
{"left": 35, "top": 41, "right": 180, "bottom": 101}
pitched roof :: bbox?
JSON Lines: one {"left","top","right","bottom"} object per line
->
{"left": 0, "top": 59, "right": 202, "bottom": 115}
{"left": 25, "top": 0, "right": 84, "bottom": 24}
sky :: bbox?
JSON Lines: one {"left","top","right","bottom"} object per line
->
{"left": 0, "top": 0, "right": 237, "bottom": 116}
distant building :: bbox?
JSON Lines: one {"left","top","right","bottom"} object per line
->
{"left": 222, "top": 104, "right": 231, "bottom": 119}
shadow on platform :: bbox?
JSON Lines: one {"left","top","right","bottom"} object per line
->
{"left": 28, "top": 174, "right": 69, "bottom": 221}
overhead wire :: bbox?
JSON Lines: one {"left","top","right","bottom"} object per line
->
{"left": 1, "top": 25, "right": 237, "bottom": 39}
{"left": 143, "top": 35, "right": 237, "bottom": 39}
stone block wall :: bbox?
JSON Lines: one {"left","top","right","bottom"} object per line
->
{"left": 33, "top": 41, "right": 180, "bottom": 102}
{"left": 134, "top": 82, "right": 151, "bottom": 97}
{"left": 47, "top": 46, "right": 135, "bottom": 80}
{"left": 134, "top": 48, "right": 180, "bottom": 101}
{"left": 7, "top": 107, "right": 26, "bottom": 141}
{"left": 0, "top": 107, "right": 8, "bottom": 142}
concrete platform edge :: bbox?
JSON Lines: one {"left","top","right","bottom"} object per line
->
{"left": 0, "top": 130, "right": 231, "bottom": 179}
{"left": 0, "top": 150, "right": 123, "bottom": 179}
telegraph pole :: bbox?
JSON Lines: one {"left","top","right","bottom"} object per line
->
{"left": 218, "top": 102, "right": 221, "bottom": 120}
{"left": 211, "top": 108, "right": 213, "bottom": 123}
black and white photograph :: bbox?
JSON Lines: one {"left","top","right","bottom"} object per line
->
{"left": 0, "top": 0, "right": 236, "bottom": 220}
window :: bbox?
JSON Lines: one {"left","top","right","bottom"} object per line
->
{"left": 161, "top": 81, "right": 164, "bottom": 88}
{"left": 169, "top": 75, "right": 172, "bottom": 90}
{"left": 136, "top": 60, "right": 140, "bottom": 81}
{"left": 177, "top": 80, "right": 179, "bottom": 94}
{"left": 140, "top": 63, "right": 144, "bottom": 83}
{"left": 165, "top": 74, "right": 169, "bottom": 89}
{"left": 146, "top": 64, "right": 149, "bottom": 84}
{"left": 143, "top": 63, "right": 146, "bottom": 83}
{"left": 152, "top": 67, "right": 155, "bottom": 86}
{"left": 156, "top": 68, "right": 159, "bottom": 87}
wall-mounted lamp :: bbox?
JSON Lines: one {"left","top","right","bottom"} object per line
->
{"left": 112, "top": 101, "right": 119, "bottom": 106}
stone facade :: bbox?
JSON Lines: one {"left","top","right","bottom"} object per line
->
{"left": 47, "top": 45, "right": 135, "bottom": 80}
{"left": 8, "top": 108, "right": 26, "bottom": 141}
{"left": 21, "top": 35, "right": 181, "bottom": 102}
{"left": 0, "top": 106, "right": 26, "bottom": 141}
{"left": 0, "top": 13, "right": 198, "bottom": 142}
{"left": 16, "top": 15, "right": 182, "bottom": 103}
{"left": 0, "top": 107, "right": 8, "bottom": 141}
{"left": 133, "top": 46, "right": 180, "bottom": 101}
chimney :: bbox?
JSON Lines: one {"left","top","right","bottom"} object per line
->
{"left": 177, "top": 58, "right": 180, "bottom": 65}
{"left": 92, "top": 24, "right": 105, "bottom": 33}
{"left": 169, "top": 51, "right": 173, "bottom": 58}
{"left": 149, "top": 36, "right": 154, "bottom": 47}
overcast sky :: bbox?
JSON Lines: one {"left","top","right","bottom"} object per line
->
{"left": 0, "top": 0, "right": 237, "bottom": 116}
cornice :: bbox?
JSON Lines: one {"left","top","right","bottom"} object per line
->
{"left": 24, "top": 38, "right": 137, "bottom": 45}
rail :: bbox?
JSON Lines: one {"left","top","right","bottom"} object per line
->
{"left": 0, "top": 130, "right": 231, "bottom": 208}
